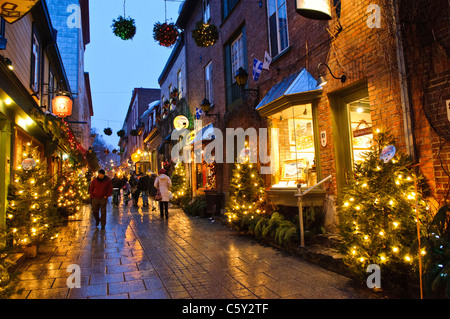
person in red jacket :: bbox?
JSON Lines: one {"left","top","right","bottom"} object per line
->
{"left": 89, "top": 169, "right": 113, "bottom": 229}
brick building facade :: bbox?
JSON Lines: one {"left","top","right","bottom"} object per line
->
{"left": 173, "top": 0, "right": 449, "bottom": 229}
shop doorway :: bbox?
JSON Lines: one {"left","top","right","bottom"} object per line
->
{"left": 330, "top": 83, "right": 371, "bottom": 193}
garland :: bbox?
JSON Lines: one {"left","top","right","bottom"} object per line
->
{"left": 112, "top": 16, "right": 136, "bottom": 40}
{"left": 192, "top": 21, "right": 219, "bottom": 47}
{"left": 153, "top": 22, "right": 179, "bottom": 47}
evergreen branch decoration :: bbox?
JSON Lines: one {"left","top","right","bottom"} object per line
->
{"left": 103, "top": 127, "right": 112, "bottom": 136}
{"left": 191, "top": 21, "right": 219, "bottom": 47}
{"left": 153, "top": 21, "right": 179, "bottom": 47}
{"left": 111, "top": 15, "right": 136, "bottom": 40}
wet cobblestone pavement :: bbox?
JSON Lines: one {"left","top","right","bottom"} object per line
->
{"left": 10, "top": 201, "right": 376, "bottom": 299}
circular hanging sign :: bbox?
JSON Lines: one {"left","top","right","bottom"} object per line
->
{"left": 380, "top": 145, "right": 396, "bottom": 163}
{"left": 173, "top": 115, "right": 189, "bottom": 131}
{"left": 22, "top": 158, "right": 37, "bottom": 171}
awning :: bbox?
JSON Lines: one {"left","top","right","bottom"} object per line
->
{"left": 256, "top": 68, "right": 323, "bottom": 116}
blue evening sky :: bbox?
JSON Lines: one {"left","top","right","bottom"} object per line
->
{"left": 85, "top": 0, "right": 182, "bottom": 149}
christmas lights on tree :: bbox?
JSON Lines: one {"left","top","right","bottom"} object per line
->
{"left": 6, "top": 147, "right": 60, "bottom": 248}
{"left": 225, "top": 149, "right": 268, "bottom": 224}
{"left": 170, "top": 162, "right": 191, "bottom": 206}
{"left": 339, "top": 132, "right": 431, "bottom": 293}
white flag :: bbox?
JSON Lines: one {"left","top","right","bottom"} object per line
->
{"left": 263, "top": 51, "right": 272, "bottom": 70}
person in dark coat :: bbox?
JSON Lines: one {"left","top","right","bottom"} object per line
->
{"left": 111, "top": 173, "right": 124, "bottom": 206}
{"left": 89, "top": 169, "right": 113, "bottom": 229}
{"left": 129, "top": 173, "right": 140, "bottom": 207}
{"left": 137, "top": 172, "right": 150, "bottom": 207}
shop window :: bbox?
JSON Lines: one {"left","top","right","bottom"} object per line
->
{"left": 30, "top": 29, "right": 41, "bottom": 93}
{"left": 205, "top": 61, "right": 213, "bottom": 105}
{"left": 269, "top": 103, "right": 317, "bottom": 188}
{"left": 348, "top": 98, "right": 372, "bottom": 165}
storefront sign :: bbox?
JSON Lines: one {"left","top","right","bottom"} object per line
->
{"left": 52, "top": 95, "right": 73, "bottom": 118}
{"left": 0, "top": 1, "right": 39, "bottom": 23}
{"left": 380, "top": 145, "right": 396, "bottom": 163}
{"left": 353, "top": 126, "right": 373, "bottom": 138}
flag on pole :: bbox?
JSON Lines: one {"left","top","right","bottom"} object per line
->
{"left": 263, "top": 51, "right": 272, "bottom": 70}
{"left": 253, "top": 58, "right": 263, "bottom": 82}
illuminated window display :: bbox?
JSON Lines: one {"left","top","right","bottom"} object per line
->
{"left": 269, "top": 103, "right": 317, "bottom": 188}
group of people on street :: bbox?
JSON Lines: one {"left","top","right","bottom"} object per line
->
{"left": 88, "top": 168, "right": 172, "bottom": 228}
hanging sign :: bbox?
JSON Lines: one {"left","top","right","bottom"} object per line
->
{"left": 353, "top": 120, "right": 373, "bottom": 138}
{"left": 173, "top": 115, "right": 189, "bottom": 131}
{"left": 380, "top": 145, "right": 396, "bottom": 163}
{"left": 0, "top": 1, "right": 39, "bottom": 23}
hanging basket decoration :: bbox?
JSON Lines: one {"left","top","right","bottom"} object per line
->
{"left": 104, "top": 149, "right": 110, "bottom": 155}
{"left": 163, "top": 99, "right": 170, "bottom": 109}
{"left": 111, "top": 15, "right": 136, "bottom": 40}
{"left": 104, "top": 127, "right": 113, "bottom": 136}
{"left": 130, "top": 129, "right": 138, "bottom": 136}
{"left": 153, "top": 22, "right": 179, "bottom": 47}
{"left": 117, "top": 129, "right": 126, "bottom": 138}
{"left": 192, "top": 21, "right": 219, "bottom": 47}
{"left": 170, "top": 88, "right": 179, "bottom": 99}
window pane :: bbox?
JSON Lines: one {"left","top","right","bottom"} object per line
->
{"left": 278, "top": 3, "right": 288, "bottom": 51}
{"left": 348, "top": 99, "right": 372, "bottom": 165}
{"left": 269, "top": 104, "right": 317, "bottom": 188}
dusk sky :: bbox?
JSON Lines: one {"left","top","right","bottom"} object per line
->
{"left": 85, "top": 0, "right": 182, "bottom": 149}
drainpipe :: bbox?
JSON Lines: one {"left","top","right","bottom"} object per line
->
{"left": 391, "top": 0, "right": 418, "bottom": 162}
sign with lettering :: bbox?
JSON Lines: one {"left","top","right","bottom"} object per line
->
{"left": 0, "top": 1, "right": 39, "bottom": 23}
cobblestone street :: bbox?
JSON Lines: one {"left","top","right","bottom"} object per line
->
{"left": 10, "top": 201, "right": 375, "bottom": 299}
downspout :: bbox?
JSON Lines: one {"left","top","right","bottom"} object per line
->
{"left": 391, "top": 0, "right": 418, "bottom": 162}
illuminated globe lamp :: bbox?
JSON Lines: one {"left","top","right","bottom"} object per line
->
{"left": 131, "top": 152, "right": 141, "bottom": 163}
{"left": 52, "top": 94, "right": 73, "bottom": 118}
{"left": 174, "top": 115, "right": 189, "bottom": 131}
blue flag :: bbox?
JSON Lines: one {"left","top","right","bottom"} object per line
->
{"left": 195, "top": 107, "right": 203, "bottom": 120}
{"left": 253, "top": 58, "right": 263, "bottom": 82}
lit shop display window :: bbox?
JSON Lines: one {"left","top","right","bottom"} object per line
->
{"left": 269, "top": 103, "right": 317, "bottom": 188}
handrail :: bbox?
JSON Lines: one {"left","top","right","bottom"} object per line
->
{"left": 295, "top": 175, "right": 332, "bottom": 247}
{"left": 295, "top": 175, "right": 332, "bottom": 197}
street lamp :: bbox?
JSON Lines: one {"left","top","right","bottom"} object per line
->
{"left": 316, "top": 63, "right": 347, "bottom": 87}
{"left": 201, "top": 99, "right": 220, "bottom": 121}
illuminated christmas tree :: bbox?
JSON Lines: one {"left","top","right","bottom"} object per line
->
{"left": 339, "top": 132, "right": 431, "bottom": 294}
{"left": 56, "top": 164, "right": 89, "bottom": 219}
{"left": 6, "top": 147, "right": 60, "bottom": 248}
{"left": 171, "top": 162, "right": 191, "bottom": 206}
{"left": 225, "top": 149, "right": 268, "bottom": 224}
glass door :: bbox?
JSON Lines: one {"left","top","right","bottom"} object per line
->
{"left": 347, "top": 98, "right": 372, "bottom": 166}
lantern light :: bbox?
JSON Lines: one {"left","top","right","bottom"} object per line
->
{"left": 52, "top": 95, "right": 73, "bottom": 118}
{"left": 295, "top": 0, "right": 333, "bottom": 20}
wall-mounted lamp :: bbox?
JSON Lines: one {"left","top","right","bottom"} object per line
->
{"left": 1, "top": 55, "right": 13, "bottom": 70}
{"left": 316, "top": 63, "right": 347, "bottom": 87}
{"left": 201, "top": 99, "right": 220, "bottom": 121}
{"left": 295, "top": 0, "right": 332, "bottom": 20}
{"left": 234, "top": 67, "right": 259, "bottom": 96}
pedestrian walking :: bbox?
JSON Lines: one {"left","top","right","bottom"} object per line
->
{"left": 129, "top": 173, "right": 139, "bottom": 207}
{"left": 148, "top": 172, "right": 158, "bottom": 211}
{"left": 123, "top": 180, "right": 131, "bottom": 206}
{"left": 154, "top": 169, "right": 172, "bottom": 219}
{"left": 137, "top": 172, "right": 150, "bottom": 207}
{"left": 111, "top": 173, "right": 124, "bottom": 206}
{"left": 89, "top": 169, "right": 113, "bottom": 229}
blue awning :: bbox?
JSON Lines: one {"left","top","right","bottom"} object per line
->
{"left": 256, "top": 68, "right": 322, "bottom": 110}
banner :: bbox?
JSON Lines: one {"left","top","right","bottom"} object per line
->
{"left": 0, "top": 0, "right": 39, "bottom": 23}
{"left": 263, "top": 51, "right": 272, "bottom": 70}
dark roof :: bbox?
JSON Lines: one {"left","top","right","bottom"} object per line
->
{"left": 176, "top": 0, "right": 199, "bottom": 29}
{"left": 123, "top": 88, "right": 161, "bottom": 124}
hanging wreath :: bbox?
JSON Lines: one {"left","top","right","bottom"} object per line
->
{"left": 104, "top": 127, "right": 112, "bottom": 136}
{"left": 192, "top": 21, "right": 219, "bottom": 47}
{"left": 117, "top": 129, "right": 125, "bottom": 138}
{"left": 112, "top": 15, "right": 136, "bottom": 40}
{"left": 153, "top": 21, "right": 179, "bottom": 47}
